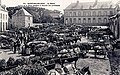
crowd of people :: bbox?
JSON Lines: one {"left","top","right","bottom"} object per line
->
{"left": 0, "top": 57, "right": 48, "bottom": 75}
{"left": 0, "top": 24, "right": 117, "bottom": 75}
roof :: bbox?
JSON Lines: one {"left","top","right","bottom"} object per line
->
{"left": 13, "top": 8, "right": 32, "bottom": 16}
{"left": 109, "top": 10, "right": 120, "bottom": 19}
{"left": 117, "top": 11, "right": 120, "bottom": 15}
{"left": 65, "top": 1, "right": 116, "bottom": 10}
{"left": 50, "top": 10, "right": 61, "bottom": 13}
{"left": 109, "top": 15, "right": 117, "bottom": 19}
{"left": 115, "top": 11, "right": 120, "bottom": 17}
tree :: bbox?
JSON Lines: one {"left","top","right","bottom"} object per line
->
{"left": 40, "top": 15, "right": 53, "bottom": 23}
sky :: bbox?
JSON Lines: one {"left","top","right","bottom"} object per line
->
{"left": 1, "top": 0, "right": 120, "bottom": 13}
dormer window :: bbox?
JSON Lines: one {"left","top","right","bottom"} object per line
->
{"left": 81, "top": 5, "right": 83, "bottom": 9}
{"left": 89, "top": 6, "right": 92, "bottom": 9}
{"left": 110, "top": 5, "right": 112, "bottom": 8}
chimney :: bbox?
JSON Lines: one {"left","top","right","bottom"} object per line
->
{"left": 72, "top": 0, "right": 79, "bottom": 8}
{"left": 93, "top": 0, "right": 98, "bottom": 7}
{"left": 77, "top": 0, "right": 79, "bottom": 4}
{"left": 1, "top": 5, "right": 6, "bottom": 10}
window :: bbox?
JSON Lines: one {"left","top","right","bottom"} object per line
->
{"left": 0, "top": 13, "right": 2, "bottom": 19}
{"left": 3, "top": 22, "right": 4, "bottom": 31}
{"left": 104, "top": 11, "right": 107, "bottom": 16}
{"left": 64, "top": 12, "right": 67, "bottom": 16}
{"left": 6, "top": 22, "right": 7, "bottom": 29}
{"left": 93, "top": 18, "right": 96, "bottom": 23}
{"left": 104, "top": 18, "right": 107, "bottom": 23}
{"left": 78, "top": 18, "right": 81, "bottom": 23}
{"left": 73, "top": 12, "right": 76, "bottom": 16}
{"left": 6, "top": 15, "right": 7, "bottom": 20}
{"left": 88, "top": 18, "right": 91, "bottom": 23}
{"left": 70, "top": 12, "right": 72, "bottom": 16}
{"left": 28, "top": 17, "right": 30, "bottom": 20}
{"left": 83, "top": 18, "right": 86, "bottom": 23}
{"left": 88, "top": 12, "right": 91, "bottom": 16}
{"left": 28, "top": 23, "right": 30, "bottom": 27}
{"left": 110, "top": 11, "right": 113, "bottom": 15}
{"left": 93, "top": 11, "right": 96, "bottom": 16}
{"left": 65, "top": 12, "right": 68, "bottom": 16}
{"left": 65, "top": 18, "right": 68, "bottom": 20}
{"left": 83, "top": 11, "right": 86, "bottom": 16}
{"left": 98, "top": 18, "right": 102, "bottom": 23}
{"left": 70, "top": 18, "right": 72, "bottom": 23}
{"left": 78, "top": 12, "right": 81, "bottom": 16}
{"left": 65, "top": 18, "right": 68, "bottom": 23}
{"left": 98, "top": 11, "right": 102, "bottom": 16}
{"left": 73, "top": 18, "right": 76, "bottom": 23}
{"left": 0, "top": 22, "right": 2, "bottom": 31}
{"left": 3, "top": 14, "right": 4, "bottom": 20}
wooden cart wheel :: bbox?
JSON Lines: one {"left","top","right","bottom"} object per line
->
{"left": 0, "top": 40, "right": 10, "bottom": 48}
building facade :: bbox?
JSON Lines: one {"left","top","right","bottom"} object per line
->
{"left": 0, "top": 6, "right": 8, "bottom": 32}
{"left": 12, "top": 8, "right": 33, "bottom": 29}
{"left": 109, "top": 12, "right": 120, "bottom": 40}
{"left": 49, "top": 10, "right": 61, "bottom": 18}
{"left": 64, "top": 0, "right": 118, "bottom": 26}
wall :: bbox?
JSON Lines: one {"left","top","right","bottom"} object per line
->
{"left": 25, "top": 16, "right": 33, "bottom": 27}
{"left": 109, "top": 15, "right": 120, "bottom": 40}
{"left": 12, "top": 15, "right": 25, "bottom": 29}
{"left": 0, "top": 10, "right": 8, "bottom": 32}
{"left": 12, "top": 15, "right": 33, "bottom": 29}
{"left": 64, "top": 8, "right": 116, "bottom": 25}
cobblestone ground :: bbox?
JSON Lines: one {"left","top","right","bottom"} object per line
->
{"left": 75, "top": 56, "right": 111, "bottom": 75}
{"left": 0, "top": 37, "right": 113, "bottom": 75}
{"left": 108, "top": 50, "right": 120, "bottom": 75}
{"left": 0, "top": 49, "right": 28, "bottom": 61}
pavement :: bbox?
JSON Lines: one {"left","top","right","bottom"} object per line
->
{"left": 0, "top": 36, "right": 112, "bottom": 75}
{"left": 0, "top": 49, "right": 20, "bottom": 60}
{"left": 108, "top": 49, "right": 120, "bottom": 75}
{"left": 0, "top": 49, "right": 30, "bottom": 61}
{"left": 76, "top": 57, "right": 111, "bottom": 75}
{"left": 55, "top": 36, "right": 111, "bottom": 75}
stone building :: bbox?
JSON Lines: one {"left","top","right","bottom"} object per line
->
{"left": 109, "top": 11, "right": 120, "bottom": 40}
{"left": 64, "top": 0, "right": 118, "bottom": 26}
{"left": 0, "top": 1, "right": 8, "bottom": 32}
{"left": 49, "top": 10, "right": 61, "bottom": 18}
{"left": 12, "top": 8, "right": 33, "bottom": 29}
